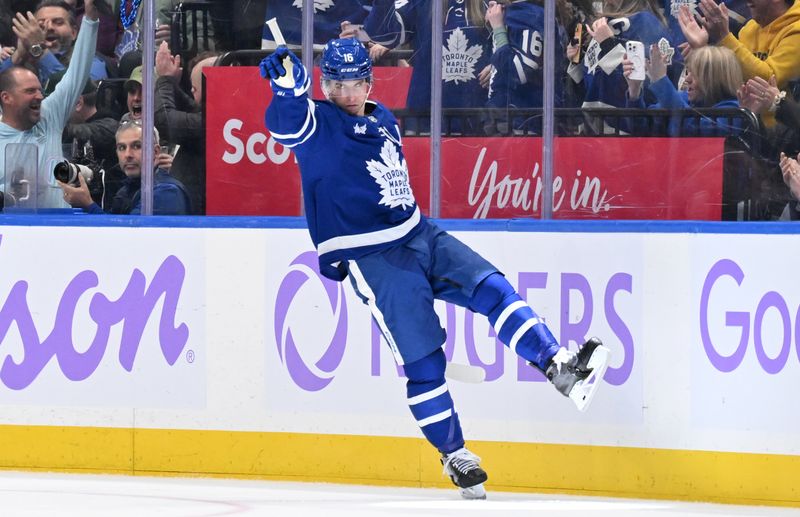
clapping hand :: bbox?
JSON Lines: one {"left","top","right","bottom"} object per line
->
{"left": 677, "top": 5, "right": 708, "bottom": 49}
{"left": 780, "top": 152, "right": 800, "bottom": 202}
{"left": 156, "top": 40, "right": 182, "bottom": 79}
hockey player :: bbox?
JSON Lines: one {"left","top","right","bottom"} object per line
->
{"left": 260, "top": 38, "right": 611, "bottom": 500}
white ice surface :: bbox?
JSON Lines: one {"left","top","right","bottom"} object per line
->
{"left": 0, "top": 471, "right": 798, "bottom": 517}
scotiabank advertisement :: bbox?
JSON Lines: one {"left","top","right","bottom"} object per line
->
{"left": 205, "top": 67, "right": 724, "bottom": 220}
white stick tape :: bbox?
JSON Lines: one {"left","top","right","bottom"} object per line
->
{"left": 265, "top": 18, "right": 286, "bottom": 47}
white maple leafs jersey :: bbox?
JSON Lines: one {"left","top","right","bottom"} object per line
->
{"left": 265, "top": 64, "right": 422, "bottom": 281}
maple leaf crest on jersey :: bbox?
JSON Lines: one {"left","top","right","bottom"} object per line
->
{"left": 442, "top": 27, "right": 483, "bottom": 84}
{"left": 366, "top": 140, "right": 415, "bottom": 210}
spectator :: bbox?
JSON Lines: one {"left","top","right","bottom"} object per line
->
{"left": 379, "top": 0, "right": 491, "bottom": 135}
{"left": 560, "top": 0, "right": 596, "bottom": 110}
{"left": 484, "top": 0, "right": 556, "bottom": 135}
{"left": 624, "top": 44, "right": 744, "bottom": 136}
{"left": 779, "top": 151, "right": 800, "bottom": 219}
{"left": 577, "top": 0, "right": 680, "bottom": 121}
{"left": 678, "top": 0, "right": 800, "bottom": 126}
{"left": 738, "top": 75, "right": 800, "bottom": 158}
{"left": 1, "top": 0, "right": 110, "bottom": 83}
{"left": 261, "top": 0, "right": 398, "bottom": 50}
{"left": 58, "top": 119, "right": 190, "bottom": 214}
{"left": 121, "top": 63, "right": 142, "bottom": 121}
{"left": 662, "top": 0, "right": 750, "bottom": 45}
{"left": 0, "top": 0, "right": 99, "bottom": 209}
{"left": 154, "top": 41, "right": 214, "bottom": 214}
{"left": 42, "top": 68, "right": 119, "bottom": 207}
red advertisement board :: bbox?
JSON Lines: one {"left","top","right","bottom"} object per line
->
{"left": 205, "top": 67, "right": 723, "bottom": 220}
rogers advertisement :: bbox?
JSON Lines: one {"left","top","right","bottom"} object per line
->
{"left": 205, "top": 67, "right": 724, "bottom": 220}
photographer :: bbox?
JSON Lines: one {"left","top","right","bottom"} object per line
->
{"left": 58, "top": 120, "right": 191, "bottom": 214}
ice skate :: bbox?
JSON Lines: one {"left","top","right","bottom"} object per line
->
{"left": 441, "top": 447, "right": 488, "bottom": 500}
{"left": 544, "top": 337, "right": 610, "bottom": 412}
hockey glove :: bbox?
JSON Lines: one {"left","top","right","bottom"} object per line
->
{"left": 259, "top": 47, "right": 309, "bottom": 96}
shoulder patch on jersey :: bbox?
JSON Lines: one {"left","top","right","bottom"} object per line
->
{"left": 354, "top": 123, "right": 367, "bottom": 134}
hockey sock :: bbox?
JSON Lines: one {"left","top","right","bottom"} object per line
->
{"left": 469, "top": 272, "right": 560, "bottom": 371}
{"left": 403, "top": 348, "right": 464, "bottom": 455}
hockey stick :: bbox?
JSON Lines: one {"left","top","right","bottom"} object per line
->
{"left": 444, "top": 362, "right": 486, "bottom": 384}
{"left": 264, "top": 18, "right": 296, "bottom": 89}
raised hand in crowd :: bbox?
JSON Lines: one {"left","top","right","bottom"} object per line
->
{"left": 585, "top": 17, "right": 613, "bottom": 44}
{"left": 485, "top": 1, "right": 505, "bottom": 30}
{"left": 156, "top": 150, "right": 174, "bottom": 171}
{"left": 155, "top": 40, "right": 182, "bottom": 80}
{"left": 677, "top": 5, "right": 708, "bottom": 50}
{"left": 780, "top": 152, "right": 800, "bottom": 202}
{"left": 696, "top": 0, "right": 729, "bottom": 43}
{"left": 623, "top": 44, "right": 669, "bottom": 100}
{"left": 10, "top": 10, "right": 48, "bottom": 64}
{"left": 84, "top": 0, "right": 100, "bottom": 21}
{"left": 737, "top": 75, "right": 780, "bottom": 114}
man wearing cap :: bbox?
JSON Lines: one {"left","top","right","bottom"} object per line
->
{"left": 122, "top": 64, "right": 143, "bottom": 122}
{"left": 0, "top": 0, "right": 99, "bottom": 209}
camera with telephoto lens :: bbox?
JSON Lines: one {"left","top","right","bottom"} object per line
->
{"left": 53, "top": 160, "right": 94, "bottom": 186}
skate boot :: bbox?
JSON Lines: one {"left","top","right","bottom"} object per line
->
{"left": 441, "top": 447, "right": 488, "bottom": 500}
{"left": 544, "top": 337, "right": 610, "bottom": 412}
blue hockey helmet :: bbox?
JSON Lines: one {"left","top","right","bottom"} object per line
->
{"left": 320, "top": 38, "right": 372, "bottom": 82}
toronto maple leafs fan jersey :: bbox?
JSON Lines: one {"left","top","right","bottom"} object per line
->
{"left": 581, "top": 12, "right": 677, "bottom": 110}
{"left": 265, "top": 69, "right": 422, "bottom": 281}
{"left": 261, "top": 0, "right": 399, "bottom": 48}
{"left": 395, "top": 0, "right": 491, "bottom": 124}
{"left": 487, "top": 1, "right": 561, "bottom": 112}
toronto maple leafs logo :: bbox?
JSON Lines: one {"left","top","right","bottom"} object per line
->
{"left": 442, "top": 28, "right": 483, "bottom": 84}
{"left": 292, "top": 0, "right": 334, "bottom": 12}
{"left": 354, "top": 123, "right": 367, "bottom": 135}
{"left": 366, "top": 140, "right": 415, "bottom": 210}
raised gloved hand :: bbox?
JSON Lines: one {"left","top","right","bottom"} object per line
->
{"left": 259, "top": 46, "right": 308, "bottom": 95}
{"left": 260, "top": 46, "right": 296, "bottom": 80}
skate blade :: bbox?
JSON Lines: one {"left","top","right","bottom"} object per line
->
{"left": 458, "top": 483, "right": 487, "bottom": 500}
{"left": 568, "top": 345, "right": 610, "bottom": 412}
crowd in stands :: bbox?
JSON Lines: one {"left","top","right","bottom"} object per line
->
{"left": 1, "top": 0, "right": 799, "bottom": 218}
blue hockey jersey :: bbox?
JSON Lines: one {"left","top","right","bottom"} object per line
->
{"left": 487, "top": 1, "right": 562, "bottom": 111}
{"left": 261, "top": 0, "right": 399, "bottom": 48}
{"left": 582, "top": 11, "right": 679, "bottom": 110}
{"left": 265, "top": 64, "right": 423, "bottom": 281}
{"left": 396, "top": 0, "right": 492, "bottom": 114}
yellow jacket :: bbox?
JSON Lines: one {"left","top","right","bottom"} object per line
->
{"left": 719, "top": 1, "right": 800, "bottom": 125}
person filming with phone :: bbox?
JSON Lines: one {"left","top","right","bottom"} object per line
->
{"left": 623, "top": 43, "right": 744, "bottom": 136}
